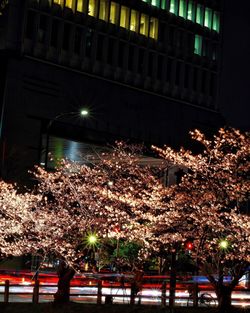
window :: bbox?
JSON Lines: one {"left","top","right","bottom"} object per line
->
{"left": 130, "top": 10, "right": 139, "bottom": 32}
{"left": 204, "top": 7, "right": 212, "bottom": 29}
{"left": 170, "top": 0, "right": 178, "bottom": 15}
{"left": 161, "top": 0, "right": 167, "bottom": 10}
{"left": 187, "top": 0, "right": 194, "bottom": 21}
{"left": 157, "top": 55, "right": 163, "bottom": 79}
{"left": 99, "top": 0, "right": 109, "bottom": 21}
{"left": 107, "top": 38, "right": 115, "bottom": 65}
{"left": 85, "top": 29, "right": 93, "bottom": 57}
{"left": 138, "top": 48, "right": 145, "bottom": 74}
{"left": 62, "top": 23, "right": 71, "bottom": 50}
{"left": 212, "top": 11, "right": 220, "bottom": 33}
{"left": 196, "top": 4, "right": 204, "bottom": 26}
{"left": 194, "top": 34, "right": 202, "bottom": 55}
{"left": 118, "top": 41, "right": 125, "bottom": 67}
{"left": 184, "top": 64, "right": 189, "bottom": 88}
{"left": 76, "top": 0, "right": 85, "bottom": 13}
{"left": 88, "top": 0, "right": 96, "bottom": 17}
{"left": 74, "top": 27, "right": 83, "bottom": 54}
{"left": 120, "top": 6, "right": 129, "bottom": 29}
{"left": 179, "top": 0, "right": 187, "bottom": 19}
{"left": 65, "top": 0, "right": 74, "bottom": 9}
{"left": 53, "top": 0, "right": 64, "bottom": 7}
{"left": 26, "top": 11, "right": 36, "bottom": 39}
{"left": 148, "top": 52, "right": 154, "bottom": 77}
{"left": 151, "top": 0, "right": 160, "bottom": 8}
{"left": 51, "top": 20, "right": 60, "bottom": 47}
{"left": 110, "top": 2, "right": 119, "bottom": 24}
{"left": 149, "top": 17, "right": 158, "bottom": 39}
{"left": 96, "top": 34, "right": 104, "bottom": 60}
{"left": 128, "top": 45, "right": 135, "bottom": 71}
{"left": 166, "top": 58, "right": 172, "bottom": 82}
{"left": 140, "top": 14, "right": 149, "bottom": 36}
{"left": 175, "top": 61, "right": 181, "bottom": 85}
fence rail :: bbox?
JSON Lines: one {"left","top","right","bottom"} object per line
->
{"left": 0, "top": 280, "right": 250, "bottom": 308}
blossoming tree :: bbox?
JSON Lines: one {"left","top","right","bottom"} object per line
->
{"left": 0, "top": 181, "right": 40, "bottom": 259}
{"left": 151, "top": 128, "right": 250, "bottom": 310}
{"left": 32, "top": 143, "right": 165, "bottom": 302}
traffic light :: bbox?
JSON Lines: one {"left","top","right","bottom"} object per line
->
{"left": 185, "top": 241, "right": 194, "bottom": 251}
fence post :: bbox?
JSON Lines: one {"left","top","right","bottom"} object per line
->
{"left": 161, "top": 281, "right": 166, "bottom": 307}
{"left": 32, "top": 279, "right": 40, "bottom": 304}
{"left": 97, "top": 280, "right": 102, "bottom": 304}
{"left": 130, "top": 281, "right": 136, "bottom": 305}
{"left": 4, "top": 280, "right": 9, "bottom": 303}
{"left": 169, "top": 250, "right": 177, "bottom": 309}
{"left": 193, "top": 282, "right": 198, "bottom": 307}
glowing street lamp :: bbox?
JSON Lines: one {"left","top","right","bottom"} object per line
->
{"left": 88, "top": 234, "right": 97, "bottom": 245}
{"left": 80, "top": 109, "right": 89, "bottom": 117}
{"left": 219, "top": 239, "right": 229, "bottom": 250}
{"left": 45, "top": 108, "right": 89, "bottom": 169}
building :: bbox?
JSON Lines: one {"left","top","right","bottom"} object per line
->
{"left": 0, "top": 0, "right": 223, "bottom": 182}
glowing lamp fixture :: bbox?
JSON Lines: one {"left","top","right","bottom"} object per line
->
{"left": 80, "top": 109, "right": 89, "bottom": 117}
{"left": 219, "top": 239, "right": 229, "bottom": 250}
{"left": 88, "top": 234, "right": 97, "bottom": 245}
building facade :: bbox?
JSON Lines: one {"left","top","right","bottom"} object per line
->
{"left": 0, "top": 0, "right": 223, "bottom": 181}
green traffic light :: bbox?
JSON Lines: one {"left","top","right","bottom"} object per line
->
{"left": 219, "top": 239, "right": 229, "bottom": 249}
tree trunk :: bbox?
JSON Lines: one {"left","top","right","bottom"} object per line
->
{"left": 54, "top": 261, "right": 75, "bottom": 303}
{"left": 215, "top": 284, "right": 233, "bottom": 312}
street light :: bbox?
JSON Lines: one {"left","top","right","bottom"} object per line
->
{"left": 44, "top": 108, "right": 89, "bottom": 169}
{"left": 219, "top": 239, "right": 229, "bottom": 250}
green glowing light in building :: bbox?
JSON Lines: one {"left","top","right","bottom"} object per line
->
{"left": 194, "top": 34, "right": 202, "bottom": 55}
{"left": 212, "top": 11, "right": 220, "bottom": 33}
{"left": 204, "top": 8, "right": 212, "bottom": 29}
{"left": 187, "top": 1, "right": 194, "bottom": 21}
{"left": 196, "top": 4, "right": 204, "bottom": 26}
{"left": 179, "top": 0, "right": 187, "bottom": 19}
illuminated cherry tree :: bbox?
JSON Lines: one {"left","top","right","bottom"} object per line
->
{"left": 151, "top": 128, "right": 250, "bottom": 310}
{"left": 0, "top": 181, "right": 40, "bottom": 259}
{"left": 32, "top": 143, "right": 165, "bottom": 301}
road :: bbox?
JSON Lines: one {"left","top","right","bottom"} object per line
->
{"left": 0, "top": 271, "right": 249, "bottom": 307}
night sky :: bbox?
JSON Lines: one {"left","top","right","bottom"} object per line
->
{"left": 220, "top": 1, "right": 250, "bottom": 131}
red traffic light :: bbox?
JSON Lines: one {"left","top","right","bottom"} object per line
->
{"left": 185, "top": 242, "right": 194, "bottom": 250}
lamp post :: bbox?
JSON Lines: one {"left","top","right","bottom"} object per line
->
{"left": 44, "top": 109, "right": 88, "bottom": 170}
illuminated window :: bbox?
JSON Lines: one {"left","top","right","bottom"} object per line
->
{"left": 196, "top": 4, "right": 204, "bottom": 26}
{"left": 110, "top": 2, "right": 119, "bottom": 24}
{"left": 179, "top": 0, "right": 187, "bottom": 18}
{"left": 187, "top": 0, "right": 194, "bottom": 21}
{"left": 204, "top": 7, "right": 212, "bottom": 29}
{"left": 65, "top": 0, "right": 73, "bottom": 9}
{"left": 161, "top": 0, "right": 167, "bottom": 10}
{"left": 170, "top": 0, "right": 178, "bottom": 15}
{"left": 149, "top": 17, "right": 158, "bottom": 39}
{"left": 120, "top": 6, "right": 129, "bottom": 29}
{"left": 76, "top": 0, "right": 86, "bottom": 13}
{"left": 130, "top": 10, "right": 139, "bottom": 32}
{"left": 53, "top": 0, "right": 64, "bottom": 7}
{"left": 151, "top": 0, "right": 160, "bottom": 7}
{"left": 99, "top": 0, "right": 109, "bottom": 21}
{"left": 212, "top": 11, "right": 220, "bottom": 33}
{"left": 140, "top": 14, "right": 149, "bottom": 36}
{"left": 88, "top": 0, "right": 96, "bottom": 17}
{"left": 194, "top": 34, "right": 202, "bottom": 55}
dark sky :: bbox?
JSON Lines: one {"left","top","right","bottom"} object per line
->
{"left": 220, "top": 1, "right": 250, "bottom": 131}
